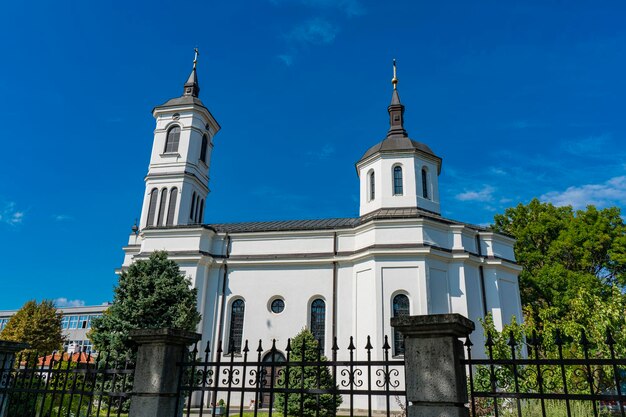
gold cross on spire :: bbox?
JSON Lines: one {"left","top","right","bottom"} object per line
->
{"left": 392, "top": 58, "right": 398, "bottom": 90}
{"left": 193, "top": 48, "right": 199, "bottom": 70}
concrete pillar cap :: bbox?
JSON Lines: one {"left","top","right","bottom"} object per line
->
{"left": 129, "top": 328, "right": 201, "bottom": 345}
{"left": 0, "top": 340, "right": 30, "bottom": 353}
{"left": 391, "top": 313, "right": 475, "bottom": 338}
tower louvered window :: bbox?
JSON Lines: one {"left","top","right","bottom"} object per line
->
{"left": 228, "top": 299, "right": 245, "bottom": 354}
{"left": 190, "top": 192, "right": 196, "bottom": 221}
{"left": 198, "top": 199, "right": 204, "bottom": 224}
{"left": 194, "top": 195, "right": 201, "bottom": 223}
{"left": 369, "top": 171, "right": 375, "bottom": 201}
{"left": 164, "top": 126, "right": 181, "bottom": 153}
{"left": 200, "top": 135, "right": 208, "bottom": 163}
{"left": 393, "top": 166, "right": 403, "bottom": 195}
{"left": 422, "top": 168, "right": 429, "bottom": 199}
{"left": 166, "top": 188, "right": 178, "bottom": 226}
{"left": 310, "top": 299, "right": 326, "bottom": 353}
{"left": 146, "top": 188, "right": 158, "bottom": 227}
{"left": 392, "top": 294, "right": 410, "bottom": 356}
{"left": 157, "top": 189, "right": 168, "bottom": 226}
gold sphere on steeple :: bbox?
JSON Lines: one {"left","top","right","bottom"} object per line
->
{"left": 391, "top": 58, "right": 398, "bottom": 90}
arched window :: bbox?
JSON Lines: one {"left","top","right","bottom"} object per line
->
{"left": 194, "top": 195, "right": 201, "bottom": 223}
{"left": 228, "top": 299, "right": 245, "bottom": 354}
{"left": 146, "top": 188, "right": 158, "bottom": 227}
{"left": 393, "top": 166, "right": 403, "bottom": 195}
{"left": 310, "top": 299, "right": 326, "bottom": 353}
{"left": 200, "top": 135, "right": 208, "bottom": 163}
{"left": 166, "top": 188, "right": 178, "bottom": 226}
{"left": 156, "top": 188, "right": 168, "bottom": 226}
{"left": 392, "top": 294, "right": 410, "bottom": 356}
{"left": 164, "top": 126, "right": 181, "bottom": 153}
{"left": 369, "top": 171, "right": 375, "bottom": 201}
{"left": 198, "top": 199, "right": 205, "bottom": 224}
{"left": 189, "top": 192, "right": 196, "bottom": 221}
{"left": 421, "top": 168, "right": 429, "bottom": 199}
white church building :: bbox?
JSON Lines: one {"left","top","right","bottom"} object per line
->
{"left": 121, "top": 59, "right": 523, "bottom": 365}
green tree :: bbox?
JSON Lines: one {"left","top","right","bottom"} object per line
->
{"left": 89, "top": 251, "right": 201, "bottom": 361}
{"left": 274, "top": 329, "right": 341, "bottom": 416}
{"left": 0, "top": 300, "right": 64, "bottom": 356}
{"left": 491, "top": 199, "right": 626, "bottom": 320}
{"left": 476, "top": 288, "right": 626, "bottom": 399}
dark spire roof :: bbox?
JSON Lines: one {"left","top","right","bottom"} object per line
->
{"left": 357, "top": 60, "right": 440, "bottom": 169}
{"left": 183, "top": 49, "right": 200, "bottom": 97}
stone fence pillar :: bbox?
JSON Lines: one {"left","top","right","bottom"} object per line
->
{"left": 128, "top": 328, "right": 200, "bottom": 417}
{"left": 0, "top": 340, "right": 29, "bottom": 417}
{"left": 391, "top": 314, "right": 475, "bottom": 417}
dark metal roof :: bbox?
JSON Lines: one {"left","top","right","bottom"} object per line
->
{"left": 204, "top": 207, "right": 487, "bottom": 234}
{"left": 360, "top": 136, "right": 437, "bottom": 161}
{"left": 208, "top": 217, "right": 358, "bottom": 233}
{"left": 154, "top": 95, "right": 207, "bottom": 110}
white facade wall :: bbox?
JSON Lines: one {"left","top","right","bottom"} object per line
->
{"left": 122, "top": 219, "right": 522, "bottom": 362}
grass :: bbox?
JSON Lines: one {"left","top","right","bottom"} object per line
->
{"left": 486, "top": 399, "right": 614, "bottom": 417}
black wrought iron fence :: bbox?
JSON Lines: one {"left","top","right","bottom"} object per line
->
{"left": 176, "top": 335, "right": 406, "bottom": 417}
{"left": 0, "top": 349, "right": 134, "bottom": 417}
{"left": 462, "top": 329, "right": 626, "bottom": 417}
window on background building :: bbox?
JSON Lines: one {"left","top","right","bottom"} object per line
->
{"left": 393, "top": 166, "right": 403, "bottom": 195}
{"left": 310, "top": 299, "right": 326, "bottom": 353}
{"left": 78, "top": 315, "right": 89, "bottom": 329}
{"left": 200, "top": 135, "right": 208, "bottom": 163}
{"left": 369, "top": 171, "right": 375, "bottom": 201}
{"left": 0, "top": 318, "right": 9, "bottom": 330}
{"left": 61, "top": 316, "right": 70, "bottom": 329}
{"left": 68, "top": 315, "right": 79, "bottom": 329}
{"left": 146, "top": 188, "right": 158, "bottom": 226}
{"left": 166, "top": 188, "right": 178, "bottom": 226}
{"left": 228, "top": 299, "right": 245, "bottom": 354}
{"left": 392, "top": 294, "right": 410, "bottom": 356}
{"left": 421, "top": 168, "right": 429, "bottom": 199}
{"left": 164, "top": 126, "right": 181, "bottom": 153}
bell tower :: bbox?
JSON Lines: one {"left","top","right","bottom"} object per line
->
{"left": 139, "top": 50, "right": 221, "bottom": 229}
{"left": 356, "top": 60, "right": 442, "bottom": 216}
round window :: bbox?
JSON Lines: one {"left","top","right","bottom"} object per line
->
{"left": 270, "top": 299, "right": 285, "bottom": 314}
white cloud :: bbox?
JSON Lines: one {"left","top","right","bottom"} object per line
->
{"left": 488, "top": 167, "right": 506, "bottom": 176}
{"left": 288, "top": 18, "right": 338, "bottom": 45}
{"left": 54, "top": 214, "right": 73, "bottom": 221}
{"left": 456, "top": 185, "right": 496, "bottom": 202}
{"left": 307, "top": 143, "right": 334, "bottom": 160}
{"left": 0, "top": 202, "right": 24, "bottom": 226}
{"left": 277, "top": 54, "right": 294, "bottom": 66}
{"left": 563, "top": 133, "right": 612, "bottom": 157}
{"left": 54, "top": 298, "right": 86, "bottom": 308}
{"left": 541, "top": 175, "right": 626, "bottom": 209}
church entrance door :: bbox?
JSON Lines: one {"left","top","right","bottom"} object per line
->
{"left": 259, "top": 351, "right": 286, "bottom": 409}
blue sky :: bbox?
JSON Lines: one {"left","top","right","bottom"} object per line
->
{"left": 1, "top": 1, "right": 625, "bottom": 309}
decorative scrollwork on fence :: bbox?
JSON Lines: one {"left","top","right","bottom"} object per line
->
{"left": 375, "top": 367, "right": 401, "bottom": 389}
{"left": 195, "top": 368, "right": 214, "bottom": 387}
{"left": 340, "top": 367, "right": 363, "bottom": 388}
{"left": 221, "top": 367, "right": 241, "bottom": 386}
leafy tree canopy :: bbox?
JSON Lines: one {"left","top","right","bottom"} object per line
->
{"left": 0, "top": 299, "right": 64, "bottom": 356}
{"left": 89, "top": 251, "right": 201, "bottom": 361}
{"left": 491, "top": 199, "right": 626, "bottom": 319}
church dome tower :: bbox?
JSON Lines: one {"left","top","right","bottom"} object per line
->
{"left": 356, "top": 61, "right": 442, "bottom": 216}
{"left": 138, "top": 50, "right": 220, "bottom": 229}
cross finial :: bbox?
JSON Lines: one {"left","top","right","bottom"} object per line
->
{"left": 193, "top": 48, "right": 199, "bottom": 70}
{"left": 391, "top": 58, "right": 398, "bottom": 90}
